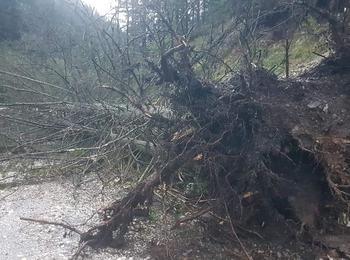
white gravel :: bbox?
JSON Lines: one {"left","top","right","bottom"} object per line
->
{"left": 0, "top": 179, "right": 150, "bottom": 260}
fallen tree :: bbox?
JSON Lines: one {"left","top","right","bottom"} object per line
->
{"left": 1, "top": 1, "right": 349, "bottom": 258}
{"left": 76, "top": 37, "right": 350, "bottom": 257}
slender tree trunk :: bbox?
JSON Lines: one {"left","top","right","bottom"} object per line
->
{"left": 285, "top": 38, "right": 291, "bottom": 79}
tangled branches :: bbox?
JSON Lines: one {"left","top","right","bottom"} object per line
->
{"left": 1, "top": 2, "right": 349, "bottom": 258}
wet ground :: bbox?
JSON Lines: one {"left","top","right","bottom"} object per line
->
{"left": 0, "top": 178, "right": 150, "bottom": 260}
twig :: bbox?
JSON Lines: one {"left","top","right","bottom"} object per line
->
{"left": 312, "top": 51, "right": 328, "bottom": 59}
{"left": 237, "top": 225, "right": 264, "bottom": 240}
{"left": 0, "top": 102, "right": 68, "bottom": 107}
{"left": 0, "top": 188, "right": 18, "bottom": 201}
{"left": 0, "top": 69, "right": 74, "bottom": 94}
{"left": 0, "top": 84, "right": 59, "bottom": 100}
{"left": 224, "top": 202, "right": 252, "bottom": 260}
{"left": 71, "top": 240, "right": 90, "bottom": 260}
{"left": 20, "top": 217, "right": 83, "bottom": 235}
{"left": 0, "top": 114, "right": 64, "bottom": 129}
{"left": 171, "top": 207, "right": 213, "bottom": 230}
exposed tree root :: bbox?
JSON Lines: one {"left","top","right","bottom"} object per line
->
{"left": 15, "top": 45, "right": 349, "bottom": 259}
{"left": 72, "top": 63, "right": 350, "bottom": 257}
{"left": 20, "top": 217, "right": 83, "bottom": 235}
{"left": 79, "top": 146, "right": 199, "bottom": 248}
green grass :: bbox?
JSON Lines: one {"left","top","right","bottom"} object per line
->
{"left": 262, "top": 34, "right": 328, "bottom": 76}
{"left": 262, "top": 17, "right": 329, "bottom": 76}
{"left": 190, "top": 16, "right": 330, "bottom": 78}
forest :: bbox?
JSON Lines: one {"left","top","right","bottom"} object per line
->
{"left": 0, "top": 0, "right": 349, "bottom": 259}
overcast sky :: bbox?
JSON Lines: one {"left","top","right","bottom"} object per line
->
{"left": 82, "top": 0, "right": 115, "bottom": 15}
